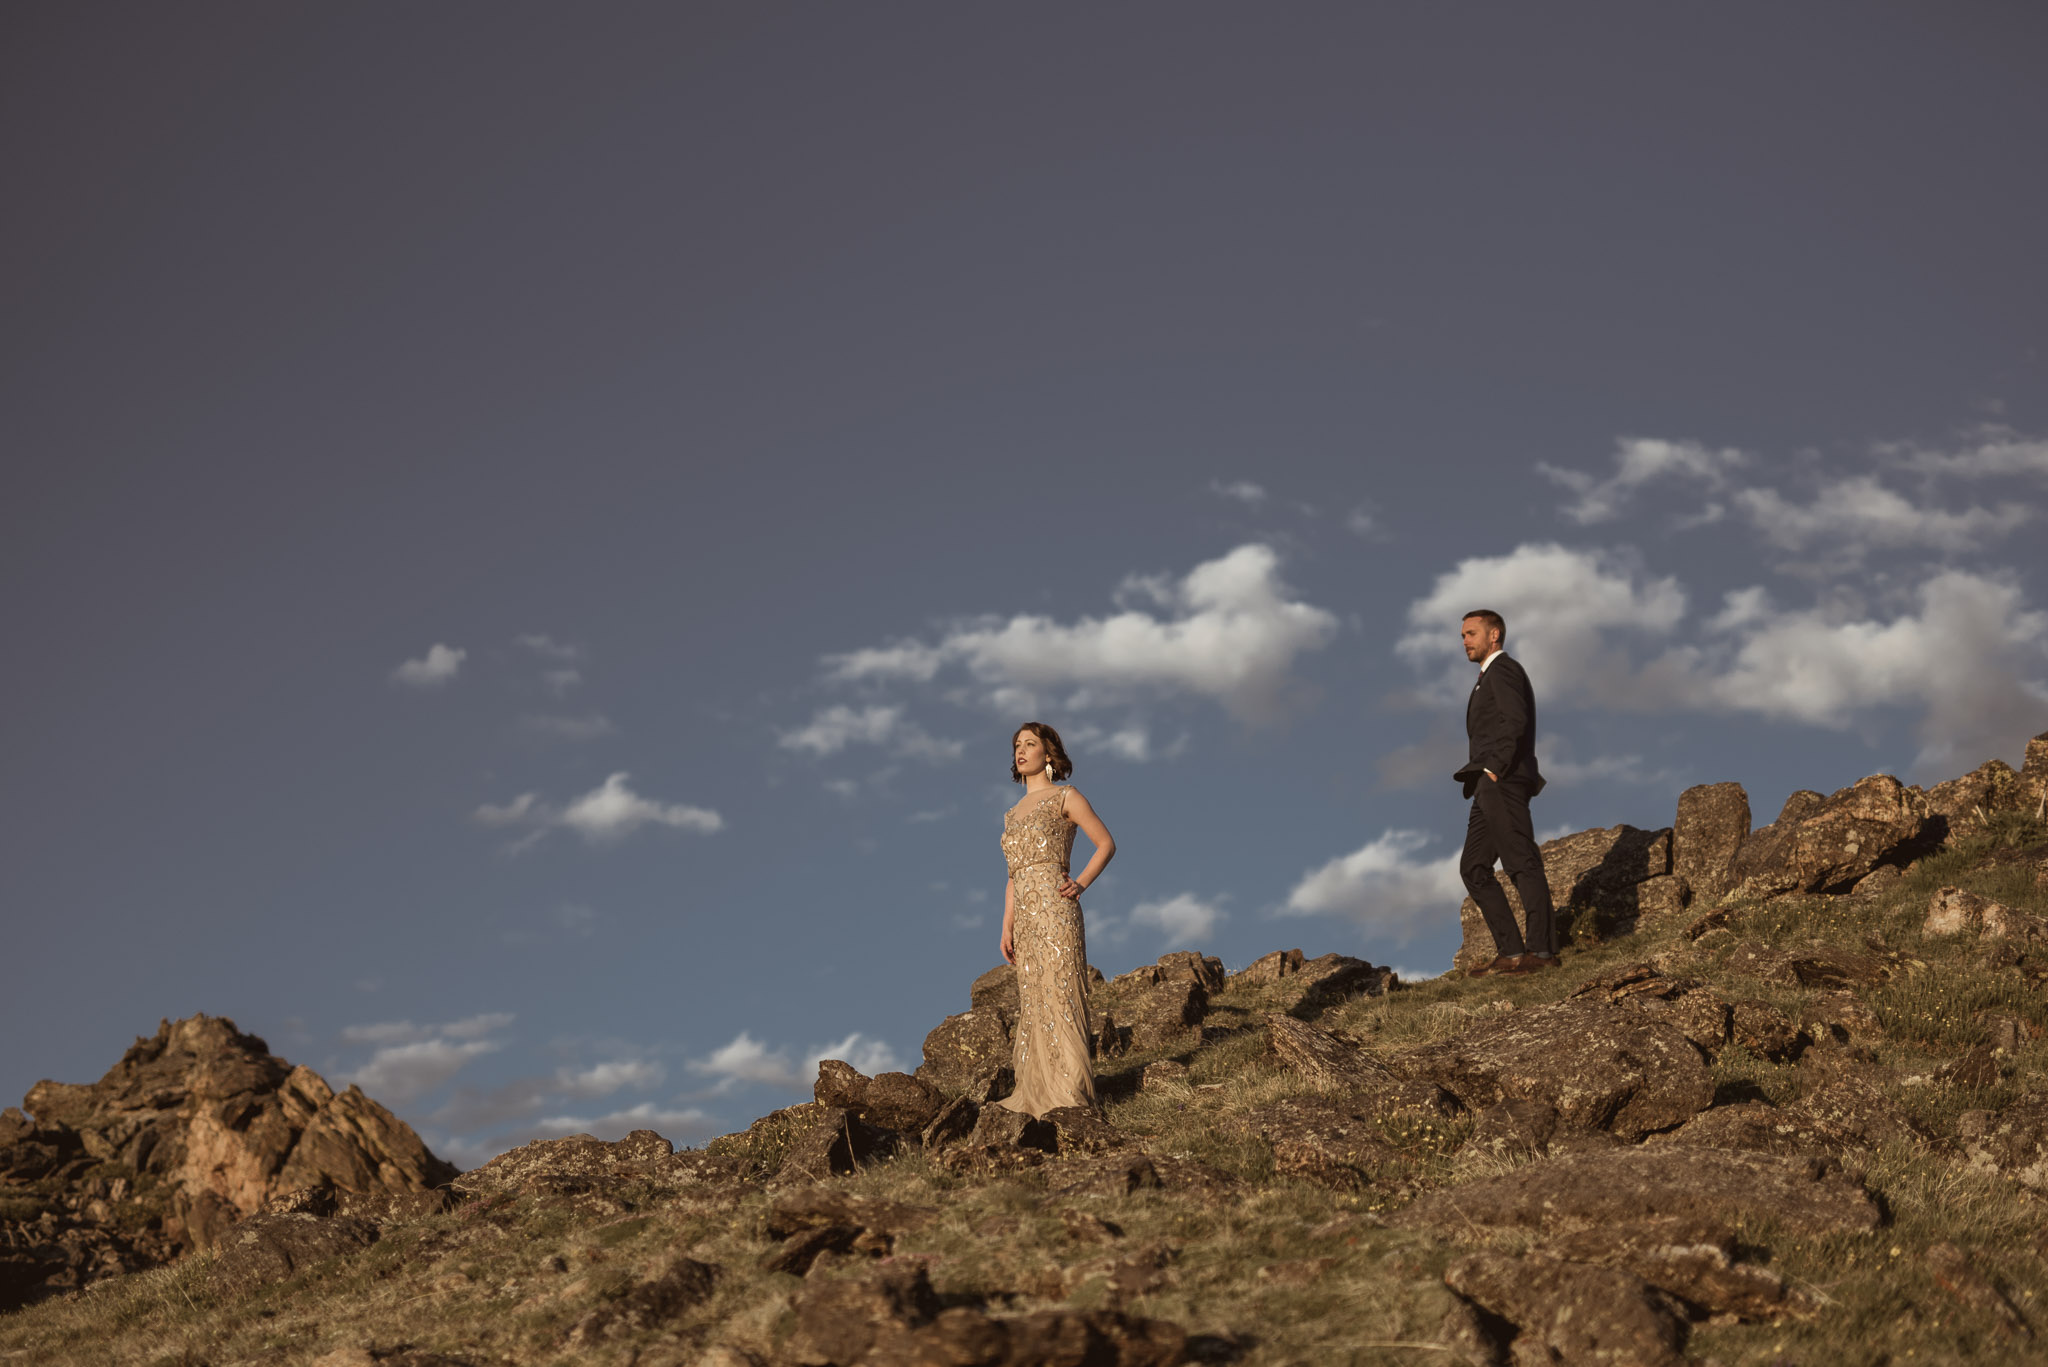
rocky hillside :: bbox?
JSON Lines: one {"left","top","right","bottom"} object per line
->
{"left": 1, "top": 1015, "right": 455, "bottom": 1310}
{"left": 2, "top": 730, "right": 2046, "bottom": 1366}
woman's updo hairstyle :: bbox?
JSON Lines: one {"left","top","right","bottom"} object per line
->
{"left": 1010, "top": 722, "right": 1073, "bottom": 784}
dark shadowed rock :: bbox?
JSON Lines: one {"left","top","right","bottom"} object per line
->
{"left": 1445, "top": 1252, "right": 1686, "bottom": 1367}
{"left": 1042, "top": 1106, "right": 1131, "bottom": 1155}
{"left": 1672, "top": 782, "right": 1751, "bottom": 900}
{"left": 919, "top": 1095, "right": 980, "bottom": 1150}
{"left": 207, "top": 1211, "right": 380, "bottom": 1294}
{"left": 916, "top": 1008, "right": 1016, "bottom": 1101}
{"left": 776, "top": 1107, "right": 890, "bottom": 1182}
{"left": 1401, "top": 999, "right": 1713, "bottom": 1141}
{"left": 1729, "top": 775, "right": 1931, "bottom": 898}
{"left": 1959, "top": 1097, "right": 2048, "bottom": 1191}
{"left": 860, "top": 1072, "right": 945, "bottom": 1134}
{"left": 967, "top": 1104, "right": 1058, "bottom": 1153}
{"left": 568, "top": 1257, "right": 719, "bottom": 1344}
{"left": 1454, "top": 825, "right": 1673, "bottom": 969}
{"left": 1730, "top": 1000, "right": 1801, "bottom": 1060}
{"left": 1399, "top": 1145, "right": 1882, "bottom": 1236}
{"left": 1294, "top": 954, "right": 1396, "bottom": 1010}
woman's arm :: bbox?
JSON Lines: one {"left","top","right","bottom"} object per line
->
{"left": 1000, "top": 876, "right": 1016, "bottom": 964}
{"left": 1057, "top": 788, "right": 1116, "bottom": 900}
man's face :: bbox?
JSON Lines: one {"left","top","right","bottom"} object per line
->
{"left": 1461, "top": 617, "right": 1498, "bottom": 662}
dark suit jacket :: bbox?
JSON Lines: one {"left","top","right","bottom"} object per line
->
{"left": 1453, "top": 653, "right": 1546, "bottom": 799}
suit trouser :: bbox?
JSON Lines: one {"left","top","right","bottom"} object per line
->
{"left": 1460, "top": 777, "right": 1556, "bottom": 957}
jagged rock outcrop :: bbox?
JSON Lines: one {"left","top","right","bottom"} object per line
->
{"left": 1401, "top": 999, "right": 1714, "bottom": 1142}
{"left": 1453, "top": 824, "right": 1678, "bottom": 969}
{"left": 1729, "top": 774, "right": 1932, "bottom": 899}
{"left": 1923, "top": 759, "right": 2028, "bottom": 844}
{"left": 0, "top": 1014, "right": 455, "bottom": 1310}
{"left": 1671, "top": 781, "right": 1751, "bottom": 899}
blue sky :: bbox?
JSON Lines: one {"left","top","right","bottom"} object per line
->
{"left": 5, "top": 4, "right": 2045, "bottom": 1166}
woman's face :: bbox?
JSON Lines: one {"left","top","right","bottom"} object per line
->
{"left": 1014, "top": 730, "right": 1049, "bottom": 777}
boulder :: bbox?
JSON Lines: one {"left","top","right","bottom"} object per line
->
{"left": 916, "top": 1008, "right": 1015, "bottom": 1100}
{"left": 1293, "top": 954, "right": 1397, "bottom": 1010}
{"left": 1253, "top": 1095, "right": 1403, "bottom": 1191}
{"left": 1398, "top": 1146, "right": 1882, "bottom": 1236}
{"left": 1445, "top": 1252, "right": 1687, "bottom": 1367}
{"left": 1924, "top": 759, "right": 2027, "bottom": 844}
{"left": 1671, "top": 782, "right": 1751, "bottom": 900}
{"left": 2024, "top": 730, "right": 2048, "bottom": 811}
{"left": 1263, "top": 1014, "right": 1400, "bottom": 1088}
{"left": 1959, "top": 1098, "right": 2048, "bottom": 1191}
{"left": 1401, "top": 1000, "right": 1714, "bottom": 1141}
{"left": 1728, "top": 775, "right": 1931, "bottom": 899}
{"left": 970, "top": 963, "right": 1020, "bottom": 1014}
{"left": 1541, "top": 1217, "right": 1805, "bottom": 1321}
{"left": 776, "top": 1107, "right": 891, "bottom": 1182}
{"left": 206, "top": 1211, "right": 380, "bottom": 1294}
{"left": 1924, "top": 886, "right": 2048, "bottom": 941}
{"left": 1453, "top": 825, "right": 1673, "bottom": 970}
{"left": 1233, "top": 949, "right": 1305, "bottom": 984}
{"left": 1042, "top": 1106, "right": 1131, "bottom": 1156}
{"left": 965, "top": 1104, "right": 1057, "bottom": 1153}
{"left": 1730, "top": 1000, "right": 1800, "bottom": 1061}
{"left": 812, "top": 1063, "right": 944, "bottom": 1135}
{"left": 1124, "top": 980, "right": 1209, "bottom": 1052}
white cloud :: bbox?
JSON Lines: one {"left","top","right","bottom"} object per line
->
{"left": 1689, "top": 569, "right": 2048, "bottom": 771}
{"left": 560, "top": 773, "right": 724, "bottom": 840}
{"left": 1281, "top": 829, "right": 1466, "bottom": 941}
{"left": 1344, "top": 504, "right": 1378, "bottom": 538}
{"left": 515, "top": 633, "right": 583, "bottom": 661}
{"left": 1396, "top": 542, "right": 1687, "bottom": 708}
{"left": 555, "top": 1059, "right": 666, "bottom": 1097}
{"left": 1887, "top": 426, "right": 2048, "bottom": 480}
{"left": 1067, "top": 723, "right": 1153, "bottom": 762}
{"left": 474, "top": 793, "right": 543, "bottom": 827}
{"left": 475, "top": 774, "right": 723, "bottom": 848}
{"left": 1734, "top": 476, "right": 2030, "bottom": 554}
{"left": 1210, "top": 479, "right": 1268, "bottom": 505}
{"left": 347, "top": 1037, "right": 502, "bottom": 1104}
{"left": 519, "top": 713, "right": 616, "bottom": 741}
{"left": 391, "top": 643, "right": 466, "bottom": 687}
{"left": 778, "top": 705, "right": 963, "bottom": 762}
{"left": 543, "top": 669, "right": 583, "bottom": 696}
{"left": 340, "top": 1011, "right": 515, "bottom": 1046}
{"left": 688, "top": 1030, "right": 901, "bottom": 1093}
{"left": 1537, "top": 437, "right": 1746, "bottom": 524}
{"left": 1127, "top": 893, "right": 1225, "bottom": 948}
{"left": 826, "top": 544, "right": 1339, "bottom": 723}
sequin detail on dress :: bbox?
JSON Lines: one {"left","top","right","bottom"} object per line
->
{"left": 995, "top": 787, "right": 1095, "bottom": 1117}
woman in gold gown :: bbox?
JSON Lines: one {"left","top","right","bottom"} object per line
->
{"left": 995, "top": 722, "right": 1116, "bottom": 1118}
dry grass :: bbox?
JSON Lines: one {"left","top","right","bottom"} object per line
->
{"left": 5, "top": 823, "right": 2048, "bottom": 1365}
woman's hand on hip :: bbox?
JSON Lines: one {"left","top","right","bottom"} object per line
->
{"left": 1057, "top": 876, "right": 1083, "bottom": 900}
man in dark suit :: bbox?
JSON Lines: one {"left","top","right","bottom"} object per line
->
{"left": 1452, "top": 609, "right": 1558, "bottom": 976}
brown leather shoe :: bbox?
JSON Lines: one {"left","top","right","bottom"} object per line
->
{"left": 1467, "top": 955, "right": 1523, "bottom": 978}
{"left": 1514, "top": 953, "right": 1562, "bottom": 973}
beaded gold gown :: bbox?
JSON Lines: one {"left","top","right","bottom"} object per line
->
{"left": 995, "top": 786, "right": 1096, "bottom": 1117}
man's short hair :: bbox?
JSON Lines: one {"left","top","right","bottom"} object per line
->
{"left": 1463, "top": 609, "right": 1506, "bottom": 642}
